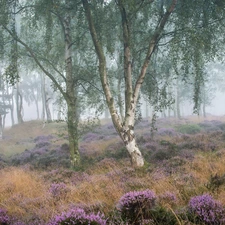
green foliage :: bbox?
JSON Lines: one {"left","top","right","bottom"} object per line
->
{"left": 176, "top": 124, "right": 202, "bottom": 134}
{"left": 105, "top": 146, "right": 129, "bottom": 160}
{"left": 206, "top": 173, "right": 225, "bottom": 193}
{"left": 149, "top": 206, "right": 178, "bottom": 225}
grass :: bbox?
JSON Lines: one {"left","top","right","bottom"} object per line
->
{"left": 1, "top": 116, "right": 225, "bottom": 224}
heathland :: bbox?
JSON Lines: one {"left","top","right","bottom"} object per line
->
{"left": 1, "top": 116, "right": 225, "bottom": 224}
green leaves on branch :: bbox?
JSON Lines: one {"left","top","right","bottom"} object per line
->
{"left": 3, "top": 63, "right": 19, "bottom": 86}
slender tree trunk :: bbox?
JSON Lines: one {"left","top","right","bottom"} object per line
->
{"left": 41, "top": 75, "right": 52, "bottom": 122}
{"left": 6, "top": 84, "right": 15, "bottom": 126}
{"left": 16, "top": 82, "right": 23, "bottom": 124}
{"left": 45, "top": 96, "right": 52, "bottom": 122}
{"left": 10, "top": 90, "right": 15, "bottom": 126}
{"left": 66, "top": 98, "right": 80, "bottom": 167}
{"left": 64, "top": 10, "right": 80, "bottom": 167}
{"left": 82, "top": 0, "right": 177, "bottom": 167}
{"left": 202, "top": 85, "right": 206, "bottom": 118}
{"left": 34, "top": 96, "right": 40, "bottom": 120}
{"left": 41, "top": 74, "right": 46, "bottom": 121}
{"left": 0, "top": 115, "right": 2, "bottom": 139}
{"left": 145, "top": 99, "right": 149, "bottom": 118}
{"left": 176, "top": 76, "right": 181, "bottom": 119}
{"left": 117, "top": 73, "right": 124, "bottom": 121}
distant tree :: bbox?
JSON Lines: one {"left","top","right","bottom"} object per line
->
{"left": 20, "top": 71, "right": 42, "bottom": 120}
{"left": 0, "top": 68, "right": 12, "bottom": 138}
{"left": 0, "top": 0, "right": 103, "bottom": 167}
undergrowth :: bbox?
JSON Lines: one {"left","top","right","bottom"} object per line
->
{"left": 0, "top": 117, "right": 225, "bottom": 224}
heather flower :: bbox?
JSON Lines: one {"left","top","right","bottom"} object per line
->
{"left": 158, "top": 191, "right": 177, "bottom": 205}
{"left": 48, "top": 207, "right": 107, "bottom": 225}
{"left": 117, "top": 189, "right": 156, "bottom": 224}
{"left": 82, "top": 133, "right": 99, "bottom": 142}
{"left": 49, "top": 182, "right": 70, "bottom": 200}
{"left": 157, "top": 128, "right": 177, "bottom": 136}
{"left": 0, "top": 208, "right": 10, "bottom": 224}
{"left": 188, "top": 194, "right": 225, "bottom": 224}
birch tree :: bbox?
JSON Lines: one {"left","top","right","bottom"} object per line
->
{"left": 82, "top": 0, "right": 177, "bottom": 167}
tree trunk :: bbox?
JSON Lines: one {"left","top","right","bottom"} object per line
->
{"left": 66, "top": 99, "right": 80, "bottom": 167}
{"left": 82, "top": 0, "right": 176, "bottom": 167}
{"left": 117, "top": 73, "right": 124, "bottom": 121}
{"left": 202, "top": 84, "right": 206, "bottom": 118}
{"left": 10, "top": 92, "right": 15, "bottom": 126}
{"left": 64, "top": 9, "right": 80, "bottom": 167}
{"left": 45, "top": 96, "right": 52, "bottom": 122}
{"left": 176, "top": 77, "right": 181, "bottom": 119}
{"left": 0, "top": 115, "right": 2, "bottom": 139}
{"left": 16, "top": 82, "right": 23, "bottom": 124}
{"left": 119, "top": 121, "right": 144, "bottom": 167}
{"left": 7, "top": 84, "right": 14, "bottom": 126}
{"left": 41, "top": 74, "right": 46, "bottom": 121}
{"left": 34, "top": 96, "right": 40, "bottom": 120}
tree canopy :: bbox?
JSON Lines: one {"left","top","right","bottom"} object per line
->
{"left": 0, "top": 0, "right": 225, "bottom": 167}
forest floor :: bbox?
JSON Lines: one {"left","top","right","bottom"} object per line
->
{"left": 1, "top": 115, "right": 225, "bottom": 224}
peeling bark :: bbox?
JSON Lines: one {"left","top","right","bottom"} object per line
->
{"left": 83, "top": 0, "right": 177, "bottom": 167}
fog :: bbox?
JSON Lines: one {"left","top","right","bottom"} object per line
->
{"left": 3, "top": 90, "right": 225, "bottom": 128}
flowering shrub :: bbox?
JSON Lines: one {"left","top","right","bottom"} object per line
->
{"left": 11, "top": 142, "right": 70, "bottom": 169}
{"left": 48, "top": 207, "right": 107, "bottom": 225}
{"left": 158, "top": 191, "right": 177, "bottom": 205}
{"left": 0, "top": 208, "right": 10, "bottom": 224}
{"left": 117, "top": 189, "right": 156, "bottom": 224}
{"left": 176, "top": 124, "right": 202, "bottom": 134}
{"left": 157, "top": 128, "right": 178, "bottom": 137}
{"left": 188, "top": 194, "right": 225, "bottom": 224}
{"left": 49, "top": 182, "right": 70, "bottom": 200}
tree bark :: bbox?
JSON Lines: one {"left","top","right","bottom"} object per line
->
{"left": 64, "top": 10, "right": 80, "bottom": 167}
{"left": 83, "top": 0, "right": 144, "bottom": 167}
{"left": 10, "top": 91, "right": 15, "bottom": 126}
{"left": 41, "top": 74, "right": 46, "bottom": 121}
{"left": 117, "top": 73, "right": 124, "bottom": 121}
{"left": 0, "top": 115, "right": 2, "bottom": 139}
{"left": 1, "top": 1, "right": 80, "bottom": 168}
{"left": 16, "top": 82, "right": 23, "bottom": 124}
{"left": 176, "top": 78, "right": 181, "bottom": 119}
{"left": 82, "top": 0, "right": 177, "bottom": 167}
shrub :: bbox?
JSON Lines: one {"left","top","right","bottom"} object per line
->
{"left": 48, "top": 207, "right": 107, "bottom": 225}
{"left": 188, "top": 194, "right": 225, "bottom": 224}
{"left": 117, "top": 189, "right": 156, "bottom": 224}
{"left": 148, "top": 206, "right": 178, "bottom": 225}
{"left": 0, "top": 208, "right": 10, "bottom": 225}
{"left": 49, "top": 182, "right": 70, "bottom": 200}
{"left": 158, "top": 191, "right": 177, "bottom": 205}
{"left": 176, "top": 124, "right": 202, "bottom": 134}
{"left": 157, "top": 128, "right": 178, "bottom": 137}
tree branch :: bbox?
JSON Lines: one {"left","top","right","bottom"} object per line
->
{"left": 133, "top": 0, "right": 177, "bottom": 105}
{"left": 2, "top": 25, "right": 67, "bottom": 100}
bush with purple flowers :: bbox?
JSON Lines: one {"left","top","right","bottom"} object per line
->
{"left": 0, "top": 208, "right": 10, "bottom": 224}
{"left": 49, "top": 182, "right": 70, "bottom": 200}
{"left": 158, "top": 191, "right": 177, "bottom": 205}
{"left": 117, "top": 189, "right": 156, "bottom": 224}
{"left": 48, "top": 207, "right": 107, "bottom": 225}
{"left": 188, "top": 194, "right": 225, "bottom": 224}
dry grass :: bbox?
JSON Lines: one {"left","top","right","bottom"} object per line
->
{"left": 2, "top": 120, "right": 67, "bottom": 157}
{"left": 0, "top": 167, "right": 49, "bottom": 221}
{"left": 1, "top": 116, "right": 225, "bottom": 223}
{"left": 1, "top": 151, "right": 225, "bottom": 223}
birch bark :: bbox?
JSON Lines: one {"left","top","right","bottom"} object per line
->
{"left": 82, "top": 0, "right": 177, "bottom": 167}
